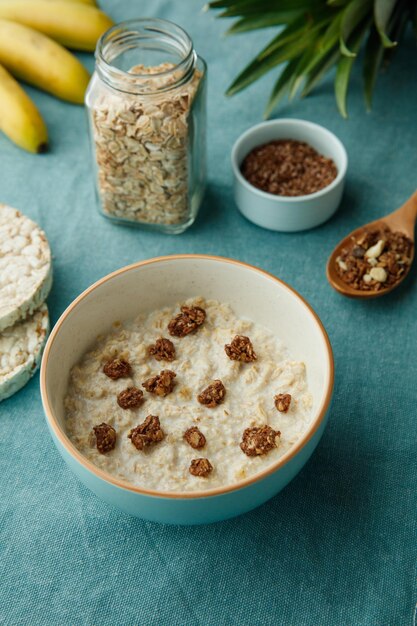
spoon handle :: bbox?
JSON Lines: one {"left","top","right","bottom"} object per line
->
{"left": 386, "top": 189, "right": 417, "bottom": 237}
{"left": 399, "top": 189, "right": 417, "bottom": 220}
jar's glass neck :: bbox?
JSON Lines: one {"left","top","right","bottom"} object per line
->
{"left": 95, "top": 18, "right": 196, "bottom": 96}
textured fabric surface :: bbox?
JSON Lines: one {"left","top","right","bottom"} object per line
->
{"left": 0, "top": 2, "right": 416, "bottom": 625}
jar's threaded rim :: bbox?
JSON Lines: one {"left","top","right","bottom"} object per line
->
{"left": 96, "top": 18, "right": 197, "bottom": 95}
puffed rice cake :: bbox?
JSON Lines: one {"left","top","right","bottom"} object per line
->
{"left": 0, "top": 303, "right": 49, "bottom": 401}
{"left": 0, "top": 204, "right": 52, "bottom": 332}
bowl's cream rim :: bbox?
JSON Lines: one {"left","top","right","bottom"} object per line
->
{"left": 231, "top": 118, "right": 348, "bottom": 203}
{"left": 40, "top": 254, "right": 334, "bottom": 500}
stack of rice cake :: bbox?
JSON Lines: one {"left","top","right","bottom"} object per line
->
{"left": 0, "top": 204, "right": 52, "bottom": 401}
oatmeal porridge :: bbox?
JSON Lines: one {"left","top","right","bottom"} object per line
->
{"left": 64, "top": 298, "right": 313, "bottom": 492}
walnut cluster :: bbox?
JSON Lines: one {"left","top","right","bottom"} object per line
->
{"left": 103, "top": 358, "right": 131, "bottom": 380}
{"left": 240, "top": 426, "right": 280, "bottom": 457}
{"left": 128, "top": 415, "right": 165, "bottom": 451}
{"left": 117, "top": 387, "right": 144, "bottom": 409}
{"left": 168, "top": 305, "right": 206, "bottom": 337}
{"left": 184, "top": 426, "right": 206, "bottom": 450}
{"left": 148, "top": 337, "right": 176, "bottom": 362}
{"left": 92, "top": 423, "right": 117, "bottom": 454}
{"left": 189, "top": 458, "right": 213, "bottom": 477}
{"left": 142, "top": 370, "right": 176, "bottom": 397}
{"left": 197, "top": 380, "right": 226, "bottom": 408}
{"left": 275, "top": 393, "right": 292, "bottom": 413}
{"left": 225, "top": 335, "right": 257, "bottom": 362}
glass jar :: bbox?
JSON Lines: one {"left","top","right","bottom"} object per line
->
{"left": 85, "top": 18, "right": 207, "bottom": 234}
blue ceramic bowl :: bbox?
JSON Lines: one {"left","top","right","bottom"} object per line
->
{"left": 232, "top": 119, "right": 348, "bottom": 232}
{"left": 40, "top": 255, "right": 334, "bottom": 525}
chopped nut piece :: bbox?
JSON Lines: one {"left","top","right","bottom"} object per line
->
{"left": 92, "top": 423, "right": 117, "bottom": 454}
{"left": 189, "top": 458, "right": 213, "bottom": 477}
{"left": 103, "top": 358, "right": 131, "bottom": 380}
{"left": 117, "top": 387, "right": 144, "bottom": 409}
{"left": 197, "top": 380, "right": 226, "bottom": 407}
{"left": 352, "top": 246, "right": 365, "bottom": 258}
{"left": 240, "top": 425, "right": 280, "bottom": 457}
{"left": 225, "top": 335, "right": 257, "bottom": 363}
{"left": 365, "top": 239, "right": 385, "bottom": 259}
{"left": 148, "top": 337, "right": 176, "bottom": 362}
{"left": 168, "top": 305, "right": 206, "bottom": 337}
{"left": 184, "top": 426, "right": 206, "bottom": 450}
{"left": 369, "top": 267, "right": 388, "bottom": 282}
{"left": 128, "top": 415, "right": 164, "bottom": 451}
{"left": 275, "top": 393, "right": 292, "bottom": 413}
{"left": 142, "top": 369, "right": 176, "bottom": 396}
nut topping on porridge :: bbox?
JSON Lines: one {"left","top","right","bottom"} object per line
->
{"left": 117, "top": 387, "right": 144, "bottom": 409}
{"left": 197, "top": 380, "right": 226, "bottom": 408}
{"left": 275, "top": 393, "right": 292, "bottom": 413}
{"left": 189, "top": 458, "right": 213, "bottom": 477}
{"left": 184, "top": 426, "right": 206, "bottom": 450}
{"left": 240, "top": 425, "right": 280, "bottom": 457}
{"left": 225, "top": 335, "right": 257, "bottom": 362}
{"left": 148, "top": 337, "right": 176, "bottom": 362}
{"left": 128, "top": 415, "right": 165, "bottom": 451}
{"left": 103, "top": 358, "right": 132, "bottom": 380}
{"left": 92, "top": 423, "right": 117, "bottom": 454}
{"left": 142, "top": 370, "right": 176, "bottom": 397}
{"left": 168, "top": 305, "right": 206, "bottom": 337}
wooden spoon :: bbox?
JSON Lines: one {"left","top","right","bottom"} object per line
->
{"left": 327, "top": 190, "right": 417, "bottom": 298}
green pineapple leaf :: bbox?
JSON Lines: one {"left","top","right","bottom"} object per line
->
{"left": 208, "top": 0, "right": 413, "bottom": 117}
{"left": 226, "top": 11, "right": 302, "bottom": 34}
{"left": 288, "top": 44, "right": 319, "bottom": 100}
{"left": 257, "top": 15, "right": 313, "bottom": 60}
{"left": 216, "top": 0, "right": 318, "bottom": 18}
{"left": 340, "top": 0, "right": 372, "bottom": 57}
{"left": 302, "top": 48, "right": 341, "bottom": 97}
{"left": 226, "top": 27, "right": 315, "bottom": 96}
{"left": 319, "top": 11, "right": 343, "bottom": 49}
{"left": 335, "top": 19, "right": 371, "bottom": 116}
{"left": 327, "top": 0, "right": 350, "bottom": 7}
{"left": 383, "top": 0, "right": 410, "bottom": 62}
{"left": 374, "top": 0, "right": 398, "bottom": 47}
{"left": 363, "top": 26, "right": 384, "bottom": 109}
{"left": 264, "top": 58, "right": 301, "bottom": 118}
{"left": 260, "top": 13, "right": 332, "bottom": 60}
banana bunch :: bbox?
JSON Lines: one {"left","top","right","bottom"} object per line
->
{"left": 0, "top": 0, "right": 114, "bottom": 153}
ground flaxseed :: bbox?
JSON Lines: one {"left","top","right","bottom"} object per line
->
{"left": 241, "top": 139, "right": 338, "bottom": 197}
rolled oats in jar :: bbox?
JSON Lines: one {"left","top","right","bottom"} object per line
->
{"left": 85, "top": 19, "right": 206, "bottom": 233}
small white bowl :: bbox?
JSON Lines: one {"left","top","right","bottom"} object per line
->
{"left": 40, "top": 255, "right": 334, "bottom": 525}
{"left": 231, "top": 119, "right": 348, "bottom": 232}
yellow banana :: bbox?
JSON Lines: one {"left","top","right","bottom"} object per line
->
{"left": 0, "top": 63, "right": 48, "bottom": 153}
{"left": 0, "top": 21, "right": 90, "bottom": 104}
{"left": 0, "top": 1, "right": 113, "bottom": 51}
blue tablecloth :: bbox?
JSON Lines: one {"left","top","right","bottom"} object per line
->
{"left": 1, "top": 2, "right": 416, "bottom": 624}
